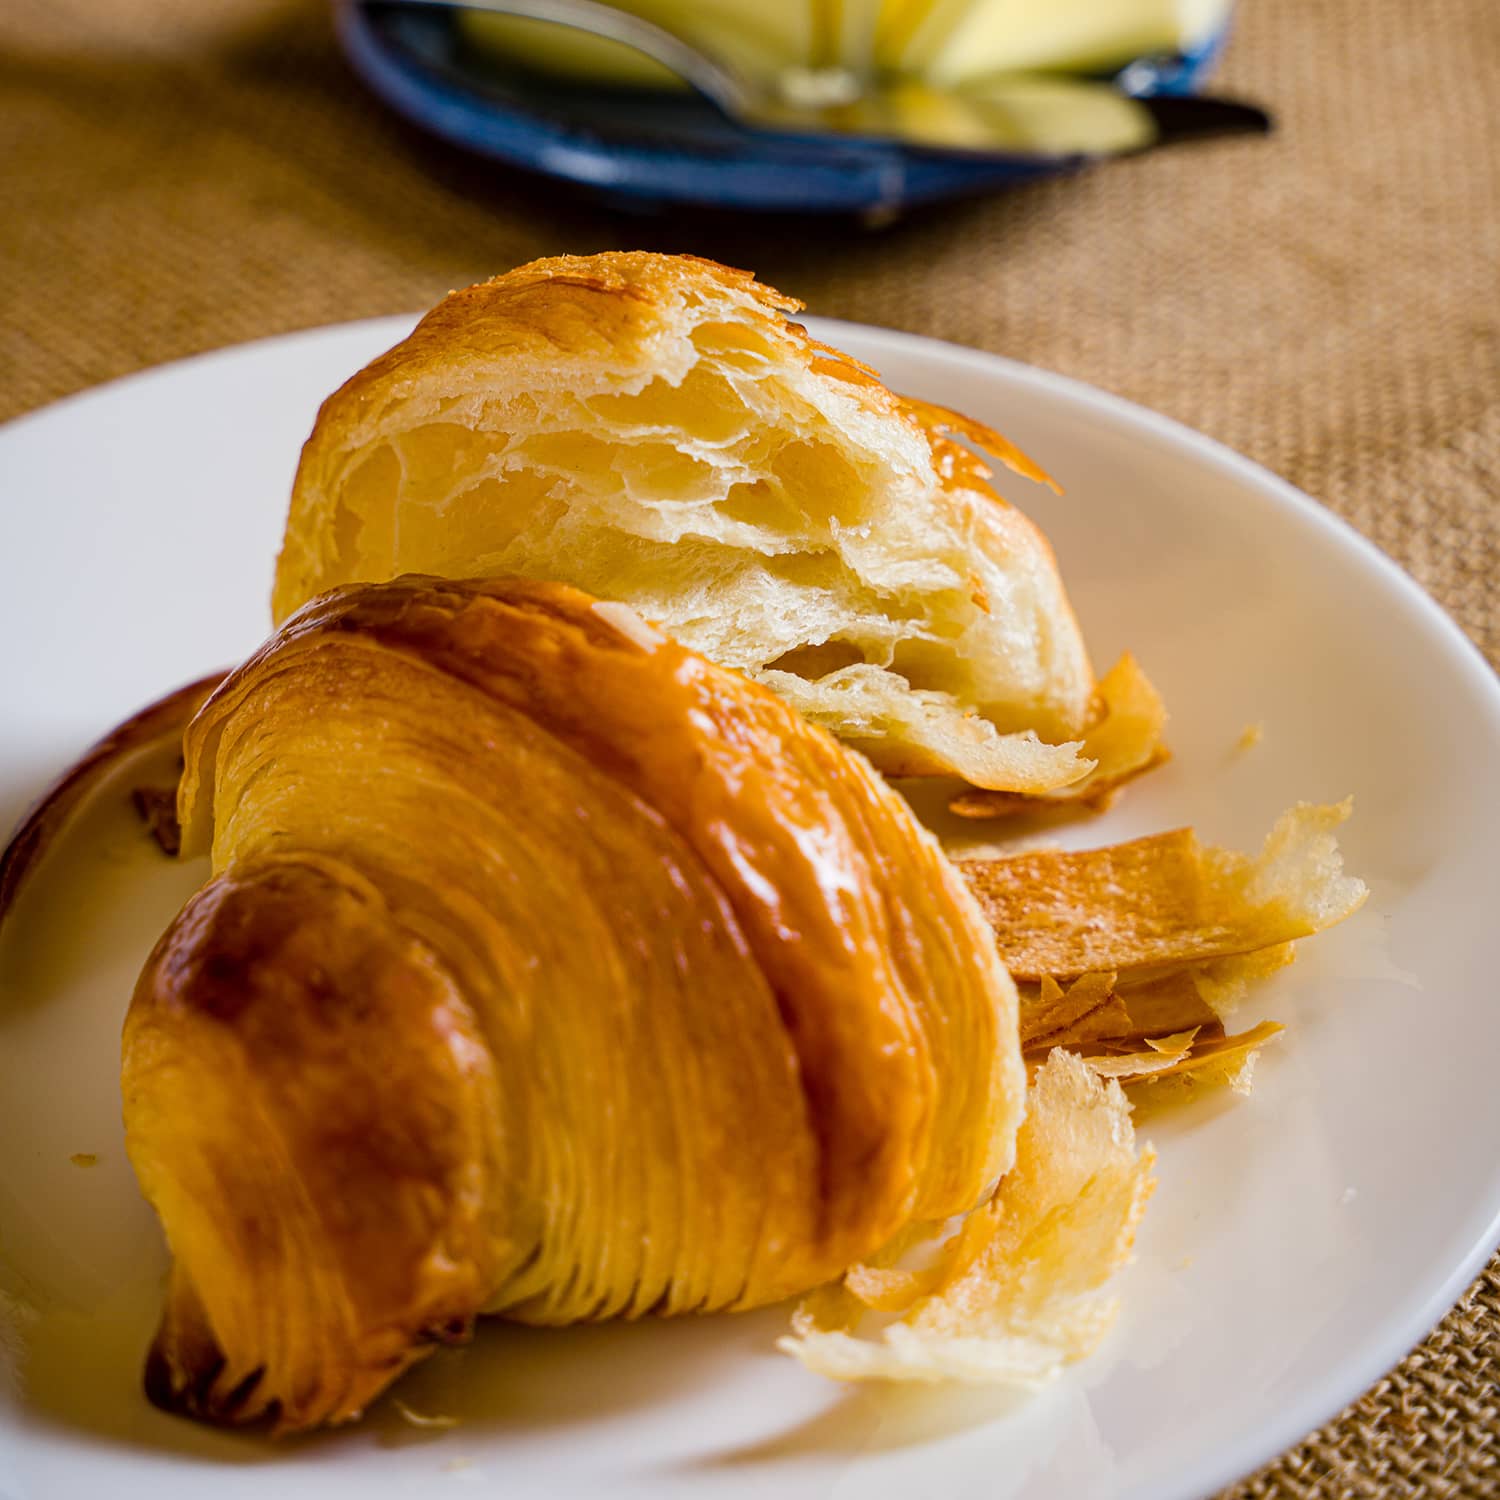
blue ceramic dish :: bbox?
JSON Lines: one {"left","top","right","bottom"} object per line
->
{"left": 335, "top": 0, "right": 1232, "bottom": 214}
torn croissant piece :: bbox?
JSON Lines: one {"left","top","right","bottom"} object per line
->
{"left": 122, "top": 574, "right": 1027, "bottom": 1433}
{"left": 1124, "top": 1020, "right": 1285, "bottom": 1095}
{"left": 1079, "top": 1028, "right": 1205, "bottom": 1079}
{"left": 778, "top": 794, "right": 1345, "bottom": 1383}
{"left": 778, "top": 1050, "right": 1156, "bottom": 1383}
{"left": 1021, "top": 974, "right": 1284, "bottom": 1093}
{"left": 1020, "top": 972, "right": 1137, "bottom": 1051}
{"left": 272, "top": 251, "right": 1114, "bottom": 794}
{"left": 960, "top": 801, "right": 1367, "bottom": 982}
{"left": 950, "top": 651, "right": 1170, "bottom": 817}
{"left": 972, "top": 806, "right": 1362, "bottom": 1095}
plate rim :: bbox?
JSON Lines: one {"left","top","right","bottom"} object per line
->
{"left": 3, "top": 313, "right": 1499, "bottom": 1500}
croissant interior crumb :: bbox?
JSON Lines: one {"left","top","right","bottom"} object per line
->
{"left": 274, "top": 253, "right": 1101, "bottom": 794}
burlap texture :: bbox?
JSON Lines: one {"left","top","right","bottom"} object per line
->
{"left": 1, "top": 0, "right": 1496, "bottom": 1491}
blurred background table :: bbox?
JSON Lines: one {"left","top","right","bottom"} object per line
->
{"left": 1, "top": 0, "right": 1496, "bottom": 1492}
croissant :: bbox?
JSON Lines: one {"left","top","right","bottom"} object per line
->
{"left": 123, "top": 574, "right": 1025, "bottom": 1433}
{"left": 273, "top": 253, "right": 1101, "bottom": 794}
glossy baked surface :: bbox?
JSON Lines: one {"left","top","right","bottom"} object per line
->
{"left": 125, "top": 575, "right": 1022, "bottom": 1431}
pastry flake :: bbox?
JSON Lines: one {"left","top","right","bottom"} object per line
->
{"left": 778, "top": 1050, "right": 1155, "bottom": 1384}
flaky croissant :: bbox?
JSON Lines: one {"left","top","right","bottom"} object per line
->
{"left": 123, "top": 575, "right": 1024, "bottom": 1433}
{"left": 273, "top": 253, "right": 1099, "bottom": 793}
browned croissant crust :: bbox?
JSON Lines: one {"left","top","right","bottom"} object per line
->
{"left": 122, "top": 575, "right": 1024, "bottom": 1432}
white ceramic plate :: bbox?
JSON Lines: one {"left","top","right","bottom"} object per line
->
{"left": 2, "top": 318, "right": 1498, "bottom": 1500}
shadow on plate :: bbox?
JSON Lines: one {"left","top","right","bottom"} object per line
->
{"left": 691, "top": 1379, "right": 1035, "bottom": 1467}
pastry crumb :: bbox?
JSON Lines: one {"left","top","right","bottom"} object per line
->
{"left": 1235, "top": 721, "right": 1264, "bottom": 752}
{"left": 70, "top": 1152, "right": 98, "bottom": 1168}
{"left": 394, "top": 1397, "right": 458, "bottom": 1429}
{"left": 589, "top": 599, "right": 664, "bottom": 653}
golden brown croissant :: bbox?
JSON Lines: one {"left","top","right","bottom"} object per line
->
{"left": 123, "top": 574, "right": 1025, "bottom": 1433}
{"left": 273, "top": 253, "right": 1106, "bottom": 794}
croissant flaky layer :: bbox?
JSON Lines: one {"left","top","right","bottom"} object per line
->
{"left": 123, "top": 575, "right": 1025, "bottom": 1432}
{"left": 273, "top": 252, "right": 1099, "bottom": 792}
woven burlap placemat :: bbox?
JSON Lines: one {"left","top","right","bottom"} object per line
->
{"left": 2, "top": 0, "right": 1496, "bottom": 1491}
